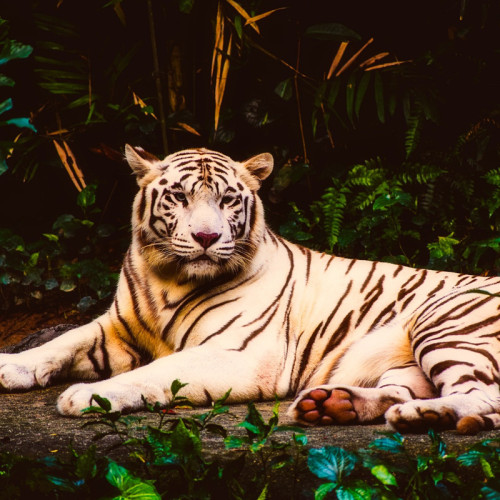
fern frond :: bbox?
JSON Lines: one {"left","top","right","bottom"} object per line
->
{"left": 405, "top": 113, "right": 422, "bottom": 159}
{"left": 399, "top": 163, "right": 444, "bottom": 185}
{"left": 484, "top": 168, "right": 500, "bottom": 187}
{"left": 351, "top": 191, "right": 378, "bottom": 211}
{"left": 318, "top": 185, "right": 349, "bottom": 252}
{"left": 346, "top": 157, "right": 385, "bottom": 187}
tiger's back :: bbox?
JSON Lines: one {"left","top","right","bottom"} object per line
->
{"left": 0, "top": 146, "right": 499, "bottom": 435}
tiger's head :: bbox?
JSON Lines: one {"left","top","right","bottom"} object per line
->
{"left": 125, "top": 145, "right": 273, "bottom": 281}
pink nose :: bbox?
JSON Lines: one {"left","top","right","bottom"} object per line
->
{"left": 192, "top": 232, "right": 221, "bottom": 249}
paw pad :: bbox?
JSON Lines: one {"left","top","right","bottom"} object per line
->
{"left": 295, "top": 388, "right": 357, "bottom": 426}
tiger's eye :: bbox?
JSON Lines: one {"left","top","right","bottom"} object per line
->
{"left": 221, "top": 195, "right": 234, "bottom": 205}
{"left": 174, "top": 192, "right": 187, "bottom": 202}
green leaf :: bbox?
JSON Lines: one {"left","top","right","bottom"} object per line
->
{"left": 368, "top": 434, "right": 404, "bottom": 453}
{"left": 234, "top": 15, "right": 243, "bottom": 39}
{"left": 0, "top": 155, "right": 8, "bottom": 175}
{"left": 60, "top": 279, "right": 77, "bottom": 292}
{"left": 239, "top": 421, "right": 262, "bottom": 435}
{"left": 92, "top": 394, "right": 112, "bottom": 412}
{"left": 28, "top": 252, "right": 39, "bottom": 267}
{"left": 327, "top": 79, "right": 341, "bottom": 109}
{"left": 371, "top": 464, "right": 397, "bottom": 486}
{"left": 171, "top": 378, "right": 188, "bottom": 397}
{"left": 169, "top": 419, "right": 202, "bottom": 459}
{"left": 314, "top": 482, "right": 336, "bottom": 500}
{"left": 305, "top": 23, "right": 361, "bottom": 41}
{"left": 336, "top": 483, "right": 374, "bottom": 500}
{"left": 0, "top": 41, "right": 33, "bottom": 65}
{"left": 374, "top": 72, "right": 384, "bottom": 123}
{"left": 275, "top": 78, "right": 293, "bottom": 101}
{"left": 106, "top": 461, "right": 161, "bottom": 499}
{"left": 346, "top": 73, "right": 356, "bottom": 126}
{"left": 4, "top": 117, "right": 37, "bottom": 132}
{"left": 224, "top": 435, "right": 245, "bottom": 449}
{"left": 43, "top": 233, "right": 59, "bottom": 243}
{"left": 308, "top": 446, "right": 358, "bottom": 483}
{"left": 45, "top": 278, "right": 59, "bottom": 290}
{"left": 178, "top": 0, "right": 195, "bottom": 14}
{"left": 77, "top": 184, "right": 97, "bottom": 209}
{"left": 355, "top": 72, "right": 370, "bottom": 118}
{"left": 481, "top": 457, "right": 495, "bottom": 479}
{"left": 257, "top": 483, "right": 268, "bottom": 500}
{"left": 0, "top": 98, "right": 13, "bottom": 115}
{"left": 0, "top": 74, "right": 15, "bottom": 87}
{"left": 372, "top": 191, "right": 413, "bottom": 211}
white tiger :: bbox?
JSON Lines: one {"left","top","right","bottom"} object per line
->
{"left": 1, "top": 145, "right": 500, "bottom": 435}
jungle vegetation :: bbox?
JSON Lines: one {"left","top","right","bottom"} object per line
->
{"left": 1, "top": 0, "right": 500, "bottom": 312}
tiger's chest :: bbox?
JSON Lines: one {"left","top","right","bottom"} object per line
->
{"left": 131, "top": 239, "right": 500, "bottom": 358}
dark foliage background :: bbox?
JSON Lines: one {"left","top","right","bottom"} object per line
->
{"left": 1, "top": 0, "right": 500, "bottom": 312}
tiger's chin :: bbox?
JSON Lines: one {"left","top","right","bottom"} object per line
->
{"left": 179, "top": 255, "right": 244, "bottom": 282}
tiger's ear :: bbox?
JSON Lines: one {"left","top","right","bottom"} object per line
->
{"left": 125, "top": 144, "right": 161, "bottom": 186}
{"left": 241, "top": 153, "right": 273, "bottom": 188}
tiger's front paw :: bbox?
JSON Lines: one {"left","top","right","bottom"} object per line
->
{"left": 57, "top": 380, "right": 167, "bottom": 416}
{"left": 385, "top": 401, "right": 456, "bottom": 433}
{"left": 0, "top": 352, "right": 62, "bottom": 390}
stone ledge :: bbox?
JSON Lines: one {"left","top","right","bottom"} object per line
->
{"left": 1, "top": 384, "right": 497, "bottom": 460}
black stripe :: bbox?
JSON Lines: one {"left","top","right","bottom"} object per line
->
{"left": 176, "top": 297, "right": 240, "bottom": 350}
{"left": 295, "top": 323, "right": 324, "bottom": 390}
{"left": 233, "top": 302, "right": 280, "bottom": 351}
{"left": 138, "top": 189, "right": 147, "bottom": 221}
{"left": 368, "top": 300, "right": 396, "bottom": 331}
{"left": 321, "top": 311, "right": 354, "bottom": 362}
{"left": 360, "top": 261, "right": 377, "bottom": 293}
{"left": 199, "top": 313, "right": 243, "bottom": 346}
{"left": 398, "top": 270, "right": 427, "bottom": 301}
{"left": 319, "top": 281, "right": 353, "bottom": 338}
{"left": 429, "top": 360, "right": 474, "bottom": 379}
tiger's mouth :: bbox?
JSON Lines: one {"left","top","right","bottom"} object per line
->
{"left": 192, "top": 255, "right": 213, "bottom": 262}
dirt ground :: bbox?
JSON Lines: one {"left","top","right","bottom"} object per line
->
{"left": 0, "top": 299, "right": 104, "bottom": 348}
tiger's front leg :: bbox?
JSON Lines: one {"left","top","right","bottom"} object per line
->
{"left": 0, "top": 313, "right": 139, "bottom": 391}
{"left": 57, "top": 346, "right": 277, "bottom": 416}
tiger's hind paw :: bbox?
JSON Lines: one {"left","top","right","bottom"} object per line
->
{"left": 385, "top": 402, "right": 456, "bottom": 433}
{"left": 290, "top": 388, "right": 357, "bottom": 426}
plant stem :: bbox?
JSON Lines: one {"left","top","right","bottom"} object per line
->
{"left": 147, "top": 0, "right": 169, "bottom": 156}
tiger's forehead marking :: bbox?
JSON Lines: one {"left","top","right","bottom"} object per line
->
{"left": 158, "top": 149, "right": 241, "bottom": 194}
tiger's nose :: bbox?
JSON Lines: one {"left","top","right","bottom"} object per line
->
{"left": 192, "top": 232, "right": 221, "bottom": 249}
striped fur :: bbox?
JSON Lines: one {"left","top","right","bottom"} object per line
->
{"left": 1, "top": 146, "right": 499, "bottom": 434}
